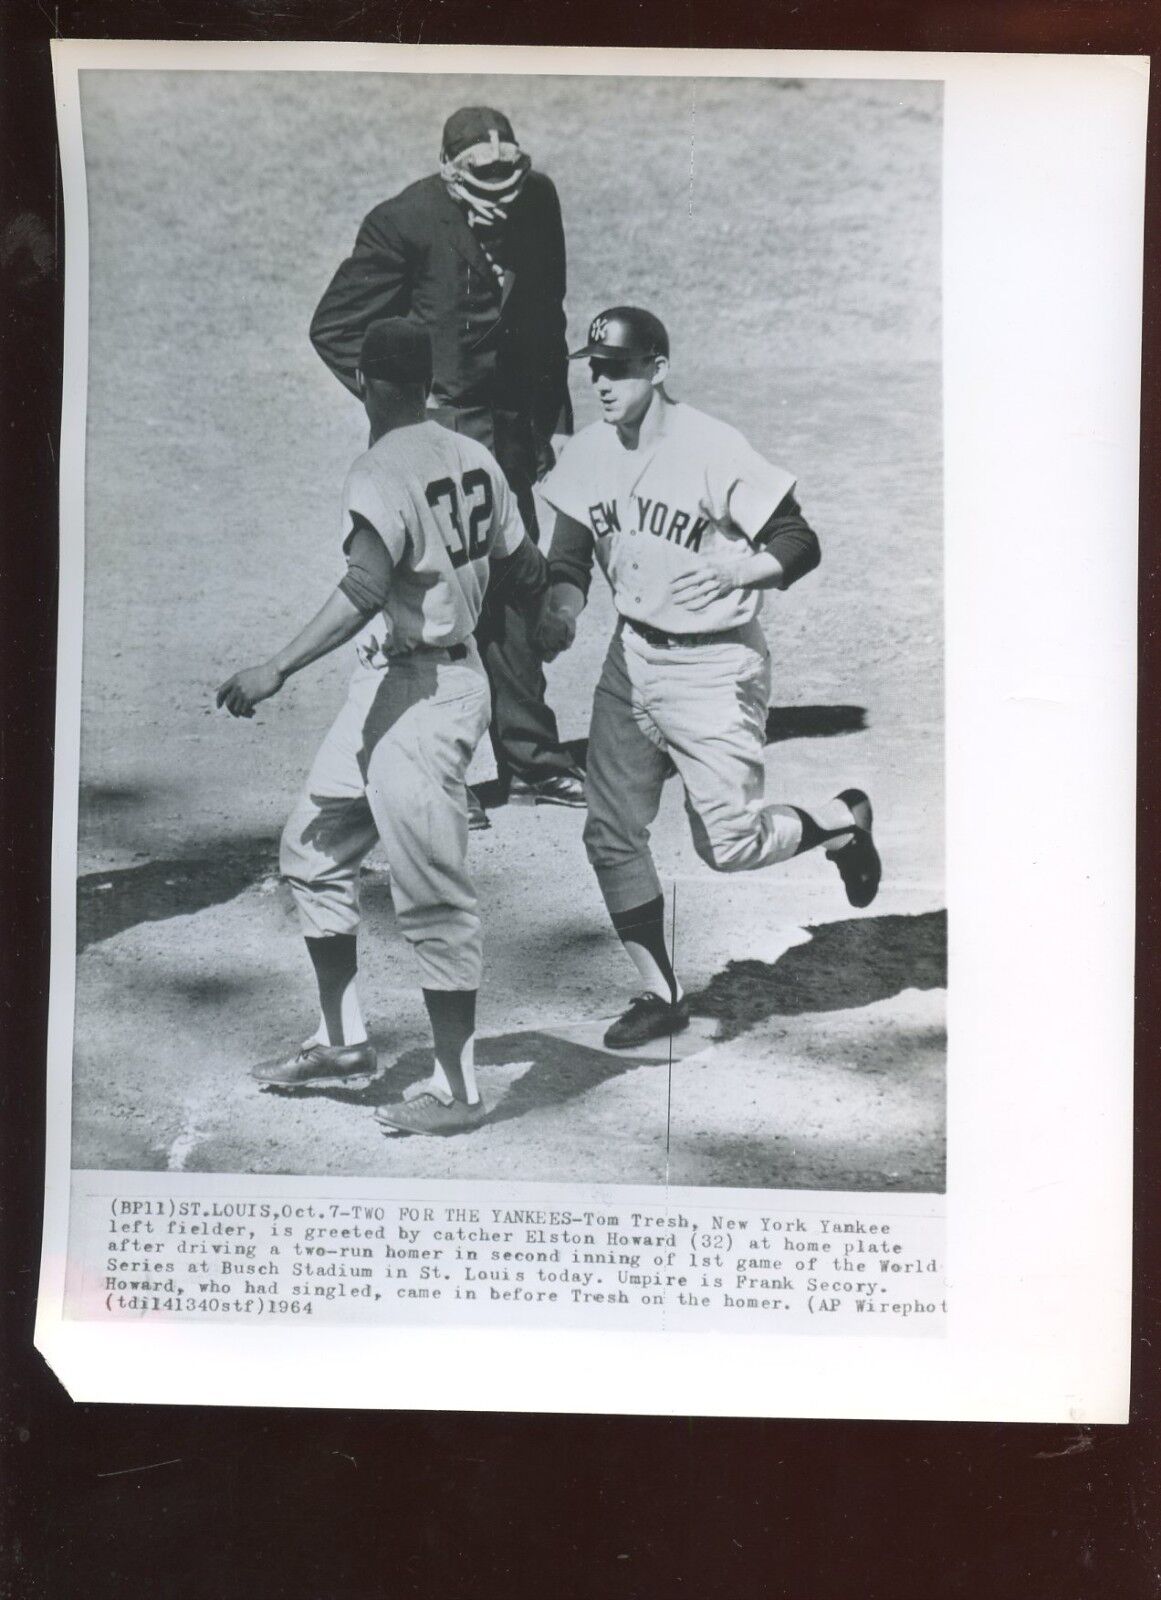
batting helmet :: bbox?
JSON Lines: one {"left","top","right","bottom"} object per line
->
{"left": 569, "top": 306, "right": 670, "bottom": 362}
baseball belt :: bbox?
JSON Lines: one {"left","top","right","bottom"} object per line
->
{"left": 623, "top": 616, "right": 748, "bottom": 650}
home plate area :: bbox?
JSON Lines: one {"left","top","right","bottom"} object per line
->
{"left": 269, "top": 1014, "right": 722, "bottom": 1132}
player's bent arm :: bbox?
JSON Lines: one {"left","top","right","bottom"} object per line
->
{"left": 751, "top": 492, "right": 821, "bottom": 588}
{"left": 532, "top": 580, "right": 585, "bottom": 661}
{"left": 670, "top": 550, "right": 785, "bottom": 613}
{"left": 269, "top": 588, "right": 378, "bottom": 680}
{"left": 270, "top": 518, "right": 395, "bottom": 677}
{"left": 544, "top": 510, "right": 595, "bottom": 601}
{"left": 216, "top": 521, "right": 392, "bottom": 718}
{"left": 488, "top": 534, "right": 550, "bottom": 613}
{"left": 529, "top": 510, "right": 593, "bottom": 658}
{"left": 671, "top": 495, "right": 821, "bottom": 613}
{"left": 215, "top": 589, "right": 378, "bottom": 719}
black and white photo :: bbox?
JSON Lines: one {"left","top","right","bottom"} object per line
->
{"left": 69, "top": 65, "right": 945, "bottom": 1189}
{"left": 38, "top": 44, "right": 1139, "bottom": 1422}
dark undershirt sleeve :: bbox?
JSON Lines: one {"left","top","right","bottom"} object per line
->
{"left": 338, "top": 513, "right": 394, "bottom": 613}
{"left": 489, "top": 533, "right": 550, "bottom": 611}
{"left": 751, "top": 492, "right": 821, "bottom": 588}
{"left": 545, "top": 512, "right": 596, "bottom": 599}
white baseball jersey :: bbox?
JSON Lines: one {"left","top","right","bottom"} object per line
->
{"left": 342, "top": 419, "right": 524, "bottom": 654}
{"left": 539, "top": 402, "right": 796, "bottom": 635}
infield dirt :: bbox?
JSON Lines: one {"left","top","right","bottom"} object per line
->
{"left": 70, "top": 69, "right": 944, "bottom": 1188}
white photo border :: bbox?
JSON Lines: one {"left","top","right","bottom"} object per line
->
{"left": 39, "top": 42, "right": 1143, "bottom": 1421}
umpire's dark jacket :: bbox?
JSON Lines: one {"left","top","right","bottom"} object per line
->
{"left": 310, "top": 171, "right": 571, "bottom": 479}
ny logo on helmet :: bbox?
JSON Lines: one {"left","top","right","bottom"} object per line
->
{"left": 589, "top": 316, "right": 610, "bottom": 345}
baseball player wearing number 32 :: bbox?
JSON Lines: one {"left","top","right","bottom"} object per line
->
{"left": 217, "top": 319, "right": 549, "bottom": 1135}
{"left": 535, "top": 306, "right": 881, "bottom": 1049}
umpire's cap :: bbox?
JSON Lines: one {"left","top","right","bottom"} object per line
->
{"left": 359, "top": 318, "right": 433, "bottom": 388}
{"left": 569, "top": 306, "right": 670, "bottom": 362}
{"left": 442, "top": 106, "right": 518, "bottom": 159}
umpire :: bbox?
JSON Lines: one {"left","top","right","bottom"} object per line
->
{"left": 310, "top": 105, "right": 584, "bottom": 823}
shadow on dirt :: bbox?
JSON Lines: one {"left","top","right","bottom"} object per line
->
{"left": 81, "top": 779, "right": 161, "bottom": 810}
{"left": 77, "top": 839, "right": 278, "bottom": 953}
{"left": 690, "top": 909, "right": 946, "bottom": 1040}
{"left": 764, "top": 703, "right": 866, "bottom": 743}
{"left": 262, "top": 907, "right": 945, "bottom": 1125}
{"left": 256, "top": 1031, "right": 650, "bottom": 1131}
{"left": 168, "top": 972, "right": 268, "bottom": 1007}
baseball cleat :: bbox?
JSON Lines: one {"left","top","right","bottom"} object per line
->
{"left": 467, "top": 787, "right": 491, "bottom": 831}
{"left": 508, "top": 767, "right": 586, "bottom": 808}
{"left": 827, "top": 788, "right": 881, "bottom": 909}
{"left": 251, "top": 1040, "right": 379, "bottom": 1090}
{"left": 374, "top": 1092, "right": 488, "bottom": 1137}
{"left": 603, "top": 992, "right": 691, "bottom": 1050}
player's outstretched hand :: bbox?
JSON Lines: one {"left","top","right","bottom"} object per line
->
{"left": 533, "top": 605, "right": 577, "bottom": 662}
{"left": 215, "top": 662, "right": 285, "bottom": 719}
{"left": 670, "top": 559, "right": 742, "bottom": 612}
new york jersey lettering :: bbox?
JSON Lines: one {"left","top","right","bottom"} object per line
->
{"left": 539, "top": 401, "right": 798, "bottom": 637}
{"left": 589, "top": 500, "right": 621, "bottom": 536}
{"left": 628, "top": 494, "right": 710, "bottom": 550}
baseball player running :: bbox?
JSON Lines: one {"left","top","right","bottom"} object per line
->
{"left": 216, "top": 318, "right": 549, "bottom": 1135}
{"left": 535, "top": 306, "right": 881, "bottom": 1050}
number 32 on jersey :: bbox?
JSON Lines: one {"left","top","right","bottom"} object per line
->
{"left": 426, "top": 470, "right": 493, "bottom": 569}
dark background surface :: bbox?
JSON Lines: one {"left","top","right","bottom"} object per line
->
{"left": 2, "top": 2, "right": 1158, "bottom": 1597}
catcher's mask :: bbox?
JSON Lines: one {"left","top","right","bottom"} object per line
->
{"left": 440, "top": 106, "right": 531, "bottom": 226}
